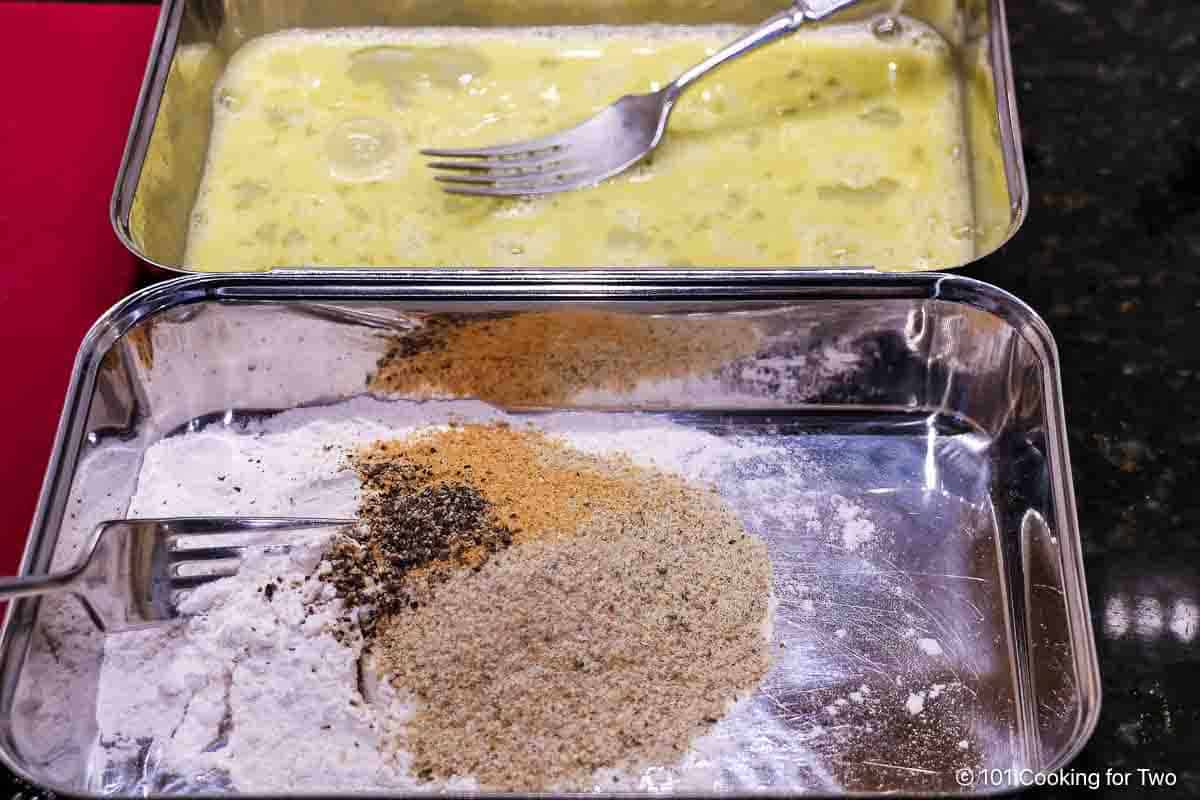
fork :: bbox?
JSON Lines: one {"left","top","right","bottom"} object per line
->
{"left": 422, "top": 0, "right": 862, "bottom": 196}
{"left": 0, "top": 518, "right": 351, "bottom": 632}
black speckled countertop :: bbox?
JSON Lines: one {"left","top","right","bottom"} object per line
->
{"left": 4, "top": 0, "right": 1200, "bottom": 797}
{"left": 960, "top": 1, "right": 1200, "bottom": 795}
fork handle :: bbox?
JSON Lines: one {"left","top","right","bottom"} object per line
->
{"left": 669, "top": 0, "right": 862, "bottom": 97}
{"left": 0, "top": 570, "right": 81, "bottom": 602}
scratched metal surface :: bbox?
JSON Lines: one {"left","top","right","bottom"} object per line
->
{"left": 624, "top": 421, "right": 1020, "bottom": 793}
{"left": 0, "top": 275, "right": 1098, "bottom": 795}
{"left": 20, "top": 414, "right": 1024, "bottom": 795}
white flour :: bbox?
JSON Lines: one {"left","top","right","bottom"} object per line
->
{"left": 92, "top": 397, "right": 774, "bottom": 793}
{"left": 22, "top": 391, "right": 1004, "bottom": 794}
{"left": 831, "top": 495, "right": 877, "bottom": 551}
{"left": 916, "top": 637, "right": 944, "bottom": 657}
{"left": 96, "top": 542, "right": 421, "bottom": 792}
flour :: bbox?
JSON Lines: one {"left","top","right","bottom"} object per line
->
{"left": 24, "top": 388, "right": 1003, "bottom": 794}
{"left": 96, "top": 543, "right": 423, "bottom": 793}
{"left": 91, "top": 397, "right": 772, "bottom": 793}
{"left": 831, "top": 495, "right": 877, "bottom": 551}
{"left": 916, "top": 637, "right": 944, "bottom": 657}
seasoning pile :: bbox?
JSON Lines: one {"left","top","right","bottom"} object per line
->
{"left": 320, "top": 422, "right": 773, "bottom": 790}
{"left": 368, "top": 310, "right": 763, "bottom": 405}
{"left": 64, "top": 396, "right": 998, "bottom": 796}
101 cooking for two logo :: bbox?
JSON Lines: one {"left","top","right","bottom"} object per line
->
{"left": 956, "top": 767, "right": 1178, "bottom": 790}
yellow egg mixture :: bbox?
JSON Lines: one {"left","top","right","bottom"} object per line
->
{"left": 185, "top": 24, "right": 975, "bottom": 270}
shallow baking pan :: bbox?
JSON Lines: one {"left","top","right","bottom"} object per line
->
{"left": 111, "top": 0, "right": 1027, "bottom": 274}
{"left": 0, "top": 272, "right": 1096, "bottom": 795}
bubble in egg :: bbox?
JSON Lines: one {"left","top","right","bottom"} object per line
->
{"left": 871, "top": 17, "right": 902, "bottom": 40}
{"left": 325, "top": 117, "right": 400, "bottom": 182}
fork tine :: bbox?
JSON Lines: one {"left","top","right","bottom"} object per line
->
{"left": 169, "top": 545, "right": 245, "bottom": 562}
{"left": 420, "top": 137, "right": 567, "bottom": 160}
{"left": 166, "top": 525, "right": 339, "bottom": 556}
{"left": 443, "top": 186, "right": 526, "bottom": 197}
{"left": 425, "top": 154, "right": 574, "bottom": 173}
{"left": 171, "top": 558, "right": 242, "bottom": 582}
{"left": 154, "top": 517, "right": 349, "bottom": 536}
{"left": 171, "top": 572, "right": 238, "bottom": 591}
{"left": 443, "top": 180, "right": 593, "bottom": 198}
{"left": 434, "top": 168, "right": 590, "bottom": 187}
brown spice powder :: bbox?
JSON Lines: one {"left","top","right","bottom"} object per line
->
{"left": 353, "top": 425, "right": 772, "bottom": 791}
{"left": 368, "top": 310, "right": 763, "bottom": 406}
{"left": 354, "top": 423, "right": 677, "bottom": 549}
{"left": 324, "top": 423, "right": 684, "bottom": 636}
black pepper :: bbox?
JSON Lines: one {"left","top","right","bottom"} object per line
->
{"left": 319, "top": 454, "right": 514, "bottom": 641}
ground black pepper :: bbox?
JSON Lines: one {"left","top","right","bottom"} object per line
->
{"left": 308, "top": 424, "right": 771, "bottom": 791}
{"left": 321, "top": 452, "right": 514, "bottom": 639}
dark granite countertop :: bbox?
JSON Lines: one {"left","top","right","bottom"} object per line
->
{"left": 960, "top": 0, "right": 1200, "bottom": 795}
{"left": 5, "top": 0, "right": 1199, "bottom": 797}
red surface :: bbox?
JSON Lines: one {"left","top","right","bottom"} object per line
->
{"left": 0, "top": 4, "right": 158, "bottom": 572}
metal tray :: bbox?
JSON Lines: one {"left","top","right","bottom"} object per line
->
{"left": 110, "top": 0, "right": 1027, "bottom": 274}
{"left": 0, "top": 272, "right": 1096, "bottom": 796}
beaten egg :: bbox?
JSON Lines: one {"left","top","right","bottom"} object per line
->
{"left": 185, "top": 23, "right": 974, "bottom": 270}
